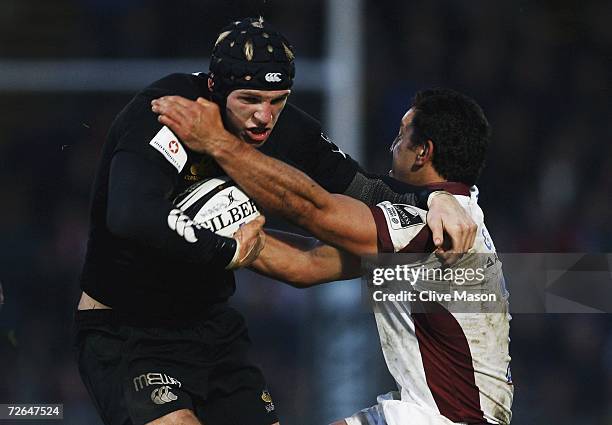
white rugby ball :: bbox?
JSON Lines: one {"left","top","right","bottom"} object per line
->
{"left": 173, "top": 176, "right": 260, "bottom": 237}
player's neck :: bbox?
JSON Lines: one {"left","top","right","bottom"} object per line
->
{"left": 399, "top": 167, "right": 446, "bottom": 187}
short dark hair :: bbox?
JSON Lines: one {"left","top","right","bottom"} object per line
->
{"left": 410, "top": 88, "right": 490, "bottom": 186}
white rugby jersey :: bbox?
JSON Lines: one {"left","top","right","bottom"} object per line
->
{"left": 368, "top": 183, "right": 513, "bottom": 425}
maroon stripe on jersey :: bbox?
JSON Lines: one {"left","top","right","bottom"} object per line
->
{"left": 423, "top": 182, "right": 471, "bottom": 196}
{"left": 399, "top": 226, "right": 436, "bottom": 253}
{"left": 412, "top": 301, "right": 485, "bottom": 423}
{"left": 369, "top": 206, "right": 394, "bottom": 252}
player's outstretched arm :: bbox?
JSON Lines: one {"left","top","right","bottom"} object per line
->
{"left": 151, "top": 96, "right": 477, "bottom": 255}
{"left": 250, "top": 229, "right": 361, "bottom": 288}
{"left": 209, "top": 141, "right": 380, "bottom": 256}
{"left": 151, "top": 96, "right": 378, "bottom": 255}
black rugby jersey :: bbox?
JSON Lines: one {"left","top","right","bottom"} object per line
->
{"left": 79, "top": 73, "right": 361, "bottom": 320}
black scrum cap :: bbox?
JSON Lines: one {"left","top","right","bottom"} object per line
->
{"left": 209, "top": 17, "right": 295, "bottom": 95}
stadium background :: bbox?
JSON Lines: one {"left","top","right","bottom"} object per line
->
{"left": 0, "top": 0, "right": 610, "bottom": 424}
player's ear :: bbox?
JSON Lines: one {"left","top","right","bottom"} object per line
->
{"left": 417, "top": 140, "right": 434, "bottom": 164}
{"left": 425, "top": 139, "right": 434, "bottom": 161}
{"left": 207, "top": 77, "right": 214, "bottom": 92}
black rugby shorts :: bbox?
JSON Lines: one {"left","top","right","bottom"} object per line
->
{"left": 74, "top": 305, "right": 278, "bottom": 425}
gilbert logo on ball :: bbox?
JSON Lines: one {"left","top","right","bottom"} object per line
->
{"left": 173, "top": 176, "right": 260, "bottom": 237}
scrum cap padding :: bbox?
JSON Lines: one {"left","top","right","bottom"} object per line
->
{"left": 209, "top": 17, "right": 295, "bottom": 94}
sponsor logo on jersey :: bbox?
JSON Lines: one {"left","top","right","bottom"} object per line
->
{"left": 261, "top": 390, "right": 275, "bottom": 412}
{"left": 381, "top": 203, "right": 424, "bottom": 230}
{"left": 133, "top": 372, "right": 182, "bottom": 392}
{"left": 265, "top": 72, "right": 282, "bottom": 82}
{"left": 149, "top": 126, "right": 188, "bottom": 172}
{"left": 151, "top": 386, "right": 178, "bottom": 405}
{"left": 261, "top": 390, "right": 272, "bottom": 403}
{"left": 394, "top": 204, "right": 424, "bottom": 228}
{"left": 184, "top": 157, "right": 222, "bottom": 182}
{"left": 185, "top": 164, "right": 203, "bottom": 182}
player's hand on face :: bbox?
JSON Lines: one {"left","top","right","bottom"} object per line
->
{"left": 426, "top": 192, "right": 477, "bottom": 265}
{"left": 230, "top": 216, "right": 267, "bottom": 269}
{"left": 151, "top": 96, "right": 232, "bottom": 154}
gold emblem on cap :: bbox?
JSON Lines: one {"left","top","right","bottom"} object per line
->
{"left": 261, "top": 390, "right": 272, "bottom": 403}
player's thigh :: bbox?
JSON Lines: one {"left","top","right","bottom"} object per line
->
{"left": 198, "top": 310, "right": 279, "bottom": 425}
{"left": 75, "top": 324, "right": 132, "bottom": 425}
{"left": 76, "top": 318, "right": 197, "bottom": 425}
{"left": 145, "top": 409, "right": 202, "bottom": 425}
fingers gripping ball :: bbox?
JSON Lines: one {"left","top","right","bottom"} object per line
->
{"left": 168, "top": 176, "right": 260, "bottom": 241}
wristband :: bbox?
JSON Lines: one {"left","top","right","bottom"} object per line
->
{"left": 210, "top": 235, "right": 238, "bottom": 269}
{"left": 427, "top": 190, "right": 452, "bottom": 209}
{"left": 225, "top": 238, "right": 241, "bottom": 270}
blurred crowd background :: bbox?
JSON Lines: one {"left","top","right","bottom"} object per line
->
{"left": 0, "top": 0, "right": 610, "bottom": 424}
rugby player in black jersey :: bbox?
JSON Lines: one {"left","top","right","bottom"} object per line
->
{"left": 76, "top": 17, "right": 476, "bottom": 425}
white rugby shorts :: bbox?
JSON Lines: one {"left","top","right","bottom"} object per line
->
{"left": 343, "top": 392, "right": 461, "bottom": 425}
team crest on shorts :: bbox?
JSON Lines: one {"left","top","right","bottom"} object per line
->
{"left": 261, "top": 390, "right": 275, "bottom": 412}
{"left": 151, "top": 386, "right": 178, "bottom": 405}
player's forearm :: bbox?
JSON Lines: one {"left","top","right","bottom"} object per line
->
{"left": 252, "top": 231, "right": 320, "bottom": 287}
{"left": 211, "top": 136, "right": 333, "bottom": 229}
{"left": 252, "top": 230, "right": 360, "bottom": 287}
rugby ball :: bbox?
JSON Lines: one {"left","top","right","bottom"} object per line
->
{"left": 173, "top": 176, "right": 260, "bottom": 237}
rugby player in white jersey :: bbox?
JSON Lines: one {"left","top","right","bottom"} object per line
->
{"left": 153, "top": 88, "right": 513, "bottom": 424}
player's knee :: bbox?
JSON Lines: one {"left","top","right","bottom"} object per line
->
{"left": 329, "top": 421, "right": 348, "bottom": 425}
{"left": 145, "top": 408, "right": 202, "bottom": 425}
